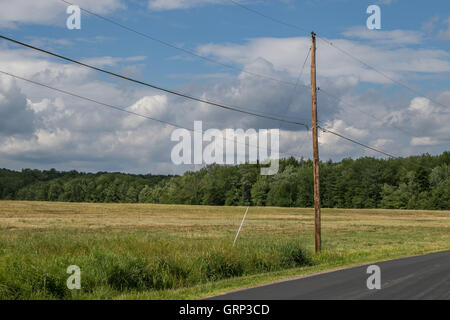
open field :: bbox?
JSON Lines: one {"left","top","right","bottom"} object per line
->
{"left": 0, "top": 200, "right": 449, "bottom": 299}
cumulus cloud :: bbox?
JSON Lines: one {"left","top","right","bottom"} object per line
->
{"left": 0, "top": 75, "right": 35, "bottom": 136}
{"left": 385, "top": 97, "right": 450, "bottom": 148}
{"left": 0, "top": 30, "right": 449, "bottom": 174}
{"left": 0, "top": 45, "right": 176, "bottom": 173}
{"left": 318, "top": 119, "right": 368, "bottom": 155}
{"left": 197, "top": 36, "right": 450, "bottom": 85}
{"left": 342, "top": 27, "right": 423, "bottom": 45}
{"left": 411, "top": 137, "right": 440, "bottom": 146}
{"left": 123, "top": 95, "right": 169, "bottom": 129}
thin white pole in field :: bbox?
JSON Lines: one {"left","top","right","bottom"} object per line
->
{"left": 233, "top": 206, "right": 249, "bottom": 247}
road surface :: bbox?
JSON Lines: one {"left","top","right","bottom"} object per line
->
{"left": 212, "top": 250, "right": 450, "bottom": 300}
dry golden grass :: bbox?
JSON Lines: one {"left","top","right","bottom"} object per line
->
{"left": 1, "top": 200, "right": 449, "bottom": 235}
{"left": 1, "top": 200, "right": 449, "bottom": 256}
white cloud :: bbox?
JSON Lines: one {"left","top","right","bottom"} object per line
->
{"left": 375, "top": 0, "right": 398, "bottom": 4}
{"left": 0, "top": 32, "right": 449, "bottom": 174}
{"left": 411, "top": 137, "right": 440, "bottom": 146}
{"left": 147, "top": 0, "right": 225, "bottom": 11}
{"left": 0, "top": 46, "right": 176, "bottom": 173}
{"left": 123, "top": 95, "right": 169, "bottom": 129}
{"left": 197, "top": 36, "right": 450, "bottom": 85}
{"left": 318, "top": 119, "right": 369, "bottom": 155}
{"left": 0, "top": 0, "right": 124, "bottom": 28}
{"left": 372, "top": 138, "right": 395, "bottom": 150}
{"left": 408, "top": 97, "right": 435, "bottom": 113}
{"left": 438, "top": 17, "right": 450, "bottom": 41}
{"left": 420, "top": 16, "right": 450, "bottom": 41}
{"left": 386, "top": 96, "right": 450, "bottom": 148}
{"left": 421, "top": 16, "right": 440, "bottom": 35}
{"left": 342, "top": 27, "right": 423, "bottom": 45}
{"left": 81, "top": 56, "right": 147, "bottom": 68}
{"left": 0, "top": 75, "right": 35, "bottom": 136}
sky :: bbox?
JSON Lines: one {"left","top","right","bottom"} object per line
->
{"left": 0, "top": 0, "right": 449, "bottom": 174}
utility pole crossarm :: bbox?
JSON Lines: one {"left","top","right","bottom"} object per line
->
{"left": 310, "top": 32, "right": 322, "bottom": 253}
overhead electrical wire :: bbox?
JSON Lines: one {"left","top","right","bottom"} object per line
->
{"left": 228, "top": 0, "right": 310, "bottom": 34}
{"left": 316, "top": 36, "right": 450, "bottom": 113}
{"left": 227, "top": 0, "right": 450, "bottom": 112}
{"left": 317, "top": 125, "right": 443, "bottom": 172}
{"left": 59, "top": 0, "right": 450, "bottom": 119}
{"left": 57, "top": 0, "right": 313, "bottom": 123}
{"left": 2, "top": 4, "right": 445, "bottom": 167}
{"left": 0, "top": 70, "right": 189, "bottom": 131}
{"left": 0, "top": 69, "right": 305, "bottom": 160}
{"left": 316, "top": 87, "right": 450, "bottom": 143}
{"left": 292, "top": 47, "right": 311, "bottom": 97}
{"left": 57, "top": 0, "right": 310, "bottom": 90}
{"left": 65, "top": 0, "right": 432, "bottom": 134}
{"left": 226, "top": 2, "right": 437, "bottom": 164}
{"left": 0, "top": 68, "right": 438, "bottom": 171}
{"left": 0, "top": 35, "right": 309, "bottom": 130}
{"left": 317, "top": 125, "right": 397, "bottom": 159}
{"left": 286, "top": 47, "right": 312, "bottom": 154}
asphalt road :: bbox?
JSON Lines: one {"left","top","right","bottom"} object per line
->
{"left": 212, "top": 250, "right": 450, "bottom": 300}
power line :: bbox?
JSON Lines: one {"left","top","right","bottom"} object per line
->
{"left": 60, "top": 0, "right": 450, "bottom": 128}
{"left": 317, "top": 125, "right": 442, "bottom": 172}
{"left": 0, "top": 71, "right": 437, "bottom": 172}
{"left": 58, "top": 0, "right": 313, "bottom": 124}
{"left": 318, "top": 87, "right": 422, "bottom": 141}
{"left": 293, "top": 47, "right": 311, "bottom": 93}
{"left": 276, "top": 46, "right": 312, "bottom": 133}
{"left": 228, "top": 0, "right": 450, "bottom": 112}
{"left": 228, "top": 0, "right": 310, "bottom": 34}
{"left": 2, "top": 10, "right": 443, "bottom": 170}
{"left": 318, "top": 87, "right": 450, "bottom": 144}
{"left": 315, "top": 36, "right": 450, "bottom": 112}
{"left": 318, "top": 125, "right": 397, "bottom": 159}
{"left": 289, "top": 46, "right": 311, "bottom": 109}
{"left": 0, "top": 70, "right": 190, "bottom": 130}
{"left": 274, "top": 46, "right": 312, "bottom": 160}
{"left": 0, "top": 69, "right": 306, "bottom": 160}
{"left": 63, "top": 0, "right": 444, "bottom": 138}
{"left": 0, "top": 35, "right": 309, "bottom": 130}
{"left": 58, "top": 0, "right": 307, "bottom": 89}
{"left": 228, "top": 1, "right": 449, "bottom": 154}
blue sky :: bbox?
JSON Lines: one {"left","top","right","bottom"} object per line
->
{"left": 0, "top": 0, "right": 449, "bottom": 174}
{"left": 10, "top": 0, "right": 450, "bottom": 87}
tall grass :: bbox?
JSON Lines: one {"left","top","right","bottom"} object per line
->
{"left": 0, "top": 231, "right": 313, "bottom": 299}
{"left": 2, "top": 202, "right": 449, "bottom": 299}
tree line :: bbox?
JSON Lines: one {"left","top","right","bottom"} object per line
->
{"left": 1, "top": 151, "right": 449, "bottom": 210}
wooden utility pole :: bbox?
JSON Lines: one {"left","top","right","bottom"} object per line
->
{"left": 310, "top": 32, "right": 321, "bottom": 253}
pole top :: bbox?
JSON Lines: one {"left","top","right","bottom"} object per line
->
{"left": 311, "top": 31, "right": 316, "bottom": 37}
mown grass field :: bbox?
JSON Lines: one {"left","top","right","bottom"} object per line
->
{"left": 0, "top": 200, "right": 449, "bottom": 299}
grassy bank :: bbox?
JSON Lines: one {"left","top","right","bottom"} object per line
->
{"left": 0, "top": 201, "right": 449, "bottom": 299}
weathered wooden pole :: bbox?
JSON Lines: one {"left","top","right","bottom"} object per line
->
{"left": 310, "top": 32, "right": 321, "bottom": 253}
